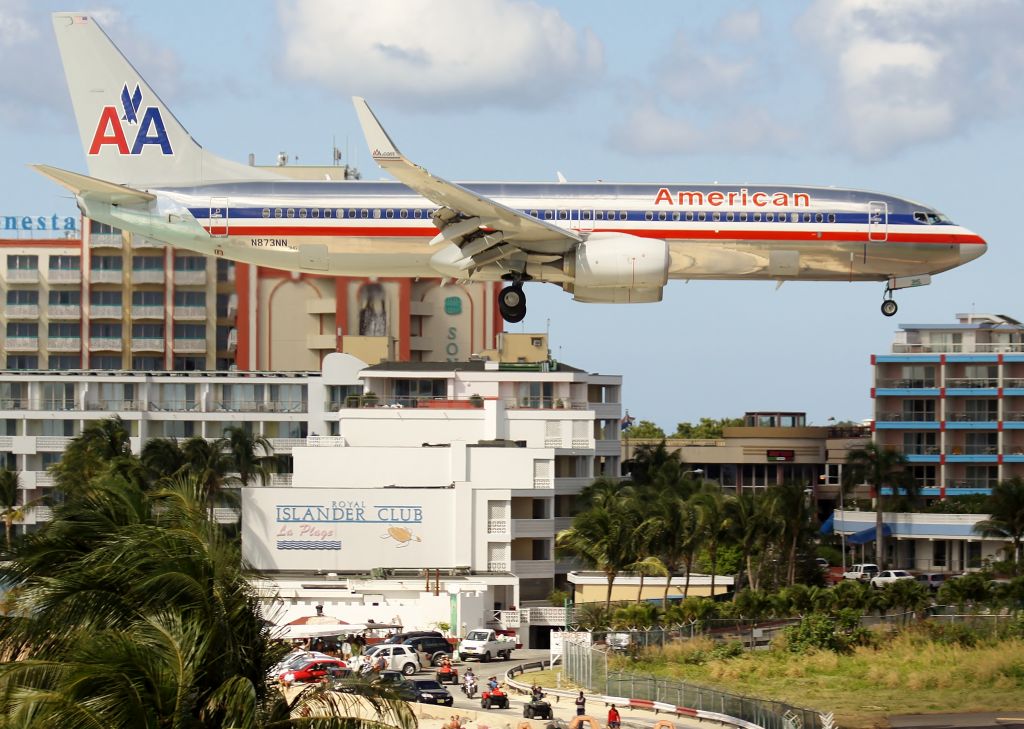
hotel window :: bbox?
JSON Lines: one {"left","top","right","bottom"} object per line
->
{"left": 89, "top": 322, "right": 122, "bottom": 338}
{"left": 6, "top": 355, "right": 37, "bottom": 370}
{"left": 174, "top": 255, "right": 205, "bottom": 272}
{"left": 7, "top": 290, "right": 37, "bottom": 305}
{"left": 90, "top": 290, "right": 122, "bottom": 306}
{"left": 7, "top": 255, "right": 38, "bottom": 270}
{"left": 49, "top": 255, "right": 80, "bottom": 270}
{"left": 132, "top": 356, "right": 163, "bottom": 371}
{"left": 173, "top": 323, "right": 206, "bottom": 340}
{"left": 174, "top": 290, "right": 206, "bottom": 307}
{"left": 901, "top": 399, "right": 936, "bottom": 421}
{"left": 48, "top": 355, "right": 81, "bottom": 370}
{"left": 132, "top": 290, "right": 164, "bottom": 306}
{"left": 90, "top": 220, "right": 121, "bottom": 235}
{"left": 132, "top": 323, "right": 164, "bottom": 339}
{"left": 7, "top": 322, "right": 37, "bottom": 338}
{"left": 49, "top": 290, "right": 80, "bottom": 305}
{"left": 91, "top": 355, "right": 121, "bottom": 370}
{"left": 48, "top": 322, "right": 80, "bottom": 338}
{"left": 173, "top": 356, "right": 206, "bottom": 371}
{"left": 91, "top": 255, "right": 122, "bottom": 271}
{"left": 132, "top": 255, "right": 163, "bottom": 270}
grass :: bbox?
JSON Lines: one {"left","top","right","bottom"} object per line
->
{"left": 531, "top": 632, "right": 1024, "bottom": 729}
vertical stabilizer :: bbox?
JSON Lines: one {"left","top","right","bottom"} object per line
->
{"left": 52, "top": 12, "right": 278, "bottom": 186}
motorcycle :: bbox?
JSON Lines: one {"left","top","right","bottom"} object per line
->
{"left": 461, "top": 678, "right": 478, "bottom": 699}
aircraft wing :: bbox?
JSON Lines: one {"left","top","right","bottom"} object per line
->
{"left": 353, "top": 97, "right": 580, "bottom": 257}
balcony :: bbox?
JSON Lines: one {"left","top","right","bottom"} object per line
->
{"left": 48, "top": 337, "right": 82, "bottom": 352}
{"left": 33, "top": 471, "right": 55, "bottom": 489}
{"left": 46, "top": 269, "right": 81, "bottom": 285}
{"left": 269, "top": 473, "right": 293, "bottom": 487}
{"left": 487, "top": 561, "right": 509, "bottom": 572}
{"left": 875, "top": 378, "right": 938, "bottom": 389}
{"left": 90, "top": 270, "right": 123, "bottom": 284}
{"left": 173, "top": 338, "right": 206, "bottom": 353}
{"left": 900, "top": 445, "right": 940, "bottom": 455}
{"left": 511, "top": 518, "right": 555, "bottom": 539}
{"left": 173, "top": 306, "right": 207, "bottom": 321}
{"left": 40, "top": 398, "right": 77, "bottom": 411}
{"left": 5, "top": 337, "right": 39, "bottom": 352}
{"left": 5, "top": 269, "right": 39, "bottom": 284}
{"left": 132, "top": 270, "right": 165, "bottom": 285}
{"left": 131, "top": 338, "right": 165, "bottom": 352}
{"left": 5, "top": 305, "right": 39, "bottom": 319}
{"left": 305, "top": 435, "right": 344, "bottom": 447}
{"left": 504, "top": 397, "right": 588, "bottom": 410}
{"left": 48, "top": 304, "right": 81, "bottom": 319}
{"left": 946, "top": 378, "right": 998, "bottom": 389}
{"left": 174, "top": 270, "right": 207, "bottom": 286}
{"left": 0, "top": 399, "right": 27, "bottom": 410}
{"left": 267, "top": 438, "right": 306, "bottom": 453}
{"left": 131, "top": 305, "right": 165, "bottom": 320}
{"left": 36, "top": 436, "right": 73, "bottom": 450}
{"left": 89, "top": 233, "right": 123, "bottom": 248}
{"left": 148, "top": 400, "right": 200, "bottom": 412}
{"left": 511, "top": 558, "right": 555, "bottom": 579}
{"left": 90, "top": 305, "right": 123, "bottom": 319}
{"left": 947, "top": 412, "right": 998, "bottom": 422}
{"left": 487, "top": 519, "right": 508, "bottom": 535}
{"left": 131, "top": 236, "right": 165, "bottom": 249}
{"left": 945, "top": 478, "right": 996, "bottom": 491}
{"left": 875, "top": 412, "right": 938, "bottom": 423}
{"left": 85, "top": 399, "right": 138, "bottom": 411}
{"left": 947, "top": 445, "right": 998, "bottom": 456}
{"left": 88, "top": 337, "right": 122, "bottom": 351}
{"left": 263, "top": 400, "right": 307, "bottom": 413}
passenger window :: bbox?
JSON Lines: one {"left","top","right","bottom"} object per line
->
{"left": 712, "top": 212, "right": 721, "bottom": 222}
{"left": 530, "top": 210, "right": 538, "bottom": 218}
{"left": 324, "top": 208, "right": 332, "bottom": 218}
{"left": 698, "top": 212, "right": 707, "bottom": 221}
{"left": 815, "top": 213, "right": 823, "bottom": 223}
{"left": 827, "top": 213, "right": 836, "bottom": 223}
{"left": 753, "top": 213, "right": 761, "bottom": 222}
{"left": 261, "top": 208, "right": 270, "bottom": 218}
{"left": 558, "top": 210, "right": 569, "bottom": 220}
{"left": 685, "top": 212, "right": 694, "bottom": 222}
{"left": 766, "top": 213, "right": 774, "bottom": 222}
{"left": 644, "top": 211, "right": 654, "bottom": 221}
{"left": 400, "top": 209, "right": 408, "bottom": 219}
{"left": 349, "top": 209, "right": 357, "bottom": 219}
{"left": 726, "top": 212, "right": 734, "bottom": 222}
{"left": 287, "top": 208, "right": 295, "bottom": 218}
{"left": 595, "top": 211, "right": 604, "bottom": 220}
{"left": 802, "top": 213, "right": 811, "bottom": 223}
{"left": 913, "top": 212, "right": 928, "bottom": 223}
{"left": 312, "top": 208, "right": 320, "bottom": 218}
{"left": 671, "top": 212, "right": 680, "bottom": 221}
{"left": 544, "top": 210, "right": 553, "bottom": 220}
{"left": 299, "top": 209, "right": 308, "bottom": 218}
{"left": 790, "top": 213, "right": 799, "bottom": 222}
{"left": 360, "top": 209, "right": 368, "bottom": 219}
{"left": 385, "top": 209, "right": 394, "bottom": 219}
{"left": 619, "top": 211, "right": 627, "bottom": 221}
{"left": 373, "top": 209, "right": 381, "bottom": 219}
{"left": 274, "top": 208, "right": 282, "bottom": 218}
{"left": 582, "top": 211, "right": 592, "bottom": 220}
{"left": 657, "top": 211, "right": 666, "bottom": 221}
{"left": 414, "top": 209, "right": 422, "bottom": 219}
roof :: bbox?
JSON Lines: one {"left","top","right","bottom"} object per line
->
{"left": 362, "top": 360, "right": 585, "bottom": 374}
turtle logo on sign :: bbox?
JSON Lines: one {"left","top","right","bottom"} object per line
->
{"left": 381, "top": 525, "right": 422, "bottom": 548}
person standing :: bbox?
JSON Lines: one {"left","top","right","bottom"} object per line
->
{"left": 575, "top": 691, "right": 586, "bottom": 716}
{"left": 608, "top": 705, "right": 620, "bottom": 729}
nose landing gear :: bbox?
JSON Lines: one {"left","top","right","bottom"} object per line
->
{"left": 498, "top": 283, "right": 527, "bottom": 323}
{"left": 881, "top": 292, "right": 898, "bottom": 317}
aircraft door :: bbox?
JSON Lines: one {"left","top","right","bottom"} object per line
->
{"left": 210, "top": 197, "right": 229, "bottom": 238}
{"left": 571, "top": 209, "right": 595, "bottom": 232}
{"left": 867, "top": 201, "right": 887, "bottom": 242}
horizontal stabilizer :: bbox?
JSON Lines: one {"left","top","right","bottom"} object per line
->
{"left": 31, "top": 164, "right": 155, "bottom": 205}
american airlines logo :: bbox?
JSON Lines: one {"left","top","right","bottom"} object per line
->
{"left": 88, "top": 83, "right": 172, "bottom": 156}
{"left": 371, "top": 148, "right": 400, "bottom": 160}
{"left": 654, "top": 187, "right": 811, "bottom": 208}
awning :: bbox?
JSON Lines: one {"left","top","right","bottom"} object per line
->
{"left": 819, "top": 513, "right": 834, "bottom": 535}
{"left": 275, "top": 623, "right": 368, "bottom": 640}
{"left": 846, "top": 523, "right": 892, "bottom": 545}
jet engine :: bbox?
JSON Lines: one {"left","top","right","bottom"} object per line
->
{"left": 564, "top": 233, "right": 669, "bottom": 303}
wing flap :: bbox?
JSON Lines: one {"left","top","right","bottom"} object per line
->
{"left": 353, "top": 97, "right": 580, "bottom": 249}
{"left": 31, "top": 164, "right": 155, "bottom": 204}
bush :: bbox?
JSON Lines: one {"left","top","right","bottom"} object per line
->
{"left": 548, "top": 589, "right": 570, "bottom": 607}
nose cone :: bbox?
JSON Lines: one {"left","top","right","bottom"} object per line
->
{"left": 960, "top": 235, "right": 987, "bottom": 264}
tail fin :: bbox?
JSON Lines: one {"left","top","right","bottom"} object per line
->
{"left": 51, "top": 12, "right": 278, "bottom": 186}
{"left": 31, "top": 164, "right": 155, "bottom": 205}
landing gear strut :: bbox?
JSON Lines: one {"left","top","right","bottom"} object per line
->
{"left": 498, "top": 283, "right": 527, "bottom": 323}
{"left": 881, "top": 288, "right": 898, "bottom": 317}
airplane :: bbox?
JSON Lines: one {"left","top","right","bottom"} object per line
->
{"left": 36, "top": 13, "right": 986, "bottom": 324}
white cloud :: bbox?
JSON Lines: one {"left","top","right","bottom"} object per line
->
{"left": 275, "top": 0, "right": 604, "bottom": 108}
{"left": 797, "top": 0, "right": 1024, "bottom": 157}
{"left": 716, "top": 8, "right": 761, "bottom": 43}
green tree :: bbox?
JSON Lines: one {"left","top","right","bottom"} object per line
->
{"left": 694, "top": 485, "right": 734, "bottom": 598}
{"left": 672, "top": 417, "right": 743, "bottom": 439}
{"left": 973, "top": 476, "right": 1024, "bottom": 562}
{"left": 0, "top": 469, "right": 43, "bottom": 549}
{"left": 768, "top": 482, "right": 814, "bottom": 586}
{"left": 844, "top": 443, "right": 915, "bottom": 568}
{"left": 649, "top": 488, "right": 702, "bottom": 603}
{"left": 50, "top": 415, "right": 134, "bottom": 494}
{"left": 624, "top": 420, "right": 665, "bottom": 439}
{"left": 727, "top": 491, "right": 776, "bottom": 591}
{"left": 222, "top": 426, "right": 277, "bottom": 488}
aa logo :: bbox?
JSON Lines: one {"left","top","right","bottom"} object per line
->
{"left": 88, "top": 83, "right": 172, "bottom": 156}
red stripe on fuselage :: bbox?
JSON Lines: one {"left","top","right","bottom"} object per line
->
{"left": 204, "top": 224, "right": 985, "bottom": 246}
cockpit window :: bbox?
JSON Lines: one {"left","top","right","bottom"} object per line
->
{"left": 914, "top": 210, "right": 952, "bottom": 225}
{"left": 913, "top": 211, "right": 929, "bottom": 224}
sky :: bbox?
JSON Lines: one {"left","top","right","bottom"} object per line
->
{"left": 1, "top": 0, "right": 1023, "bottom": 431}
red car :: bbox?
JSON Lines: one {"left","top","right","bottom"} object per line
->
{"left": 279, "top": 658, "right": 347, "bottom": 685}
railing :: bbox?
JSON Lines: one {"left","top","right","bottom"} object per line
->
{"left": 876, "top": 412, "right": 937, "bottom": 422}
{"left": 486, "top": 561, "right": 509, "bottom": 572}
{"left": 876, "top": 378, "right": 938, "bottom": 388}
{"left": 85, "top": 399, "right": 138, "bottom": 411}
{"left": 533, "top": 477, "right": 553, "bottom": 489}
{"left": 36, "top": 436, "right": 73, "bottom": 449}
{"left": 131, "top": 305, "right": 165, "bottom": 319}
{"left": 263, "top": 400, "right": 307, "bottom": 413}
{"left": 39, "top": 399, "right": 77, "bottom": 411}
{"left": 48, "top": 337, "right": 82, "bottom": 352}
{"left": 89, "top": 233, "right": 123, "bottom": 248}
{"left": 892, "top": 343, "right": 964, "bottom": 353}
{"left": 173, "top": 338, "right": 206, "bottom": 353}
{"left": 149, "top": 400, "right": 200, "bottom": 412}
{"left": 947, "top": 412, "right": 997, "bottom": 422}
{"left": 88, "top": 337, "right": 122, "bottom": 351}
{"left": 503, "top": 397, "right": 587, "bottom": 410}
{"left": 267, "top": 438, "right": 306, "bottom": 452}
{"left": 946, "top": 378, "right": 998, "bottom": 388}
{"left": 5, "top": 305, "right": 39, "bottom": 319}
{"left": 900, "top": 445, "right": 940, "bottom": 455}
{"left": 945, "top": 479, "right": 997, "bottom": 489}
{"left": 209, "top": 400, "right": 305, "bottom": 413}
{"left": 305, "top": 435, "right": 344, "bottom": 447}
{"left": 34, "top": 472, "right": 54, "bottom": 488}
{"left": 48, "top": 304, "right": 81, "bottom": 318}
{"left": 0, "top": 436, "right": 13, "bottom": 448}
{"left": 487, "top": 519, "right": 508, "bottom": 534}
{"left": 973, "top": 343, "right": 1024, "bottom": 352}
{"left": 1005, "top": 411, "right": 1024, "bottom": 421}
{"left": 339, "top": 395, "right": 485, "bottom": 409}
{"left": 5, "top": 337, "right": 39, "bottom": 351}
{"left": 173, "top": 270, "right": 207, "bottom": 286}
{"left": 269, "top": 473, "right": 293, "bottom": 487}
{"left": 5, "top": 269, "right": 39, "bottom": 283}
{"left": 131, "top": 338, "right": 165, "bottom": 352}
{"left": 1004, "top": 379, "right": 1024, "bottom": 388}
{"left": 90, "top": 305, "right": 123, "bottom": 319}
{"left": 0, "top": 399, "right": 27, "bottom": 410}
{"left": 89, "top": 270, "right": 123, "bottom": 284}
{"left": 46, "top": 269, "right": 81, "bottom": 284}
{"left": 131, "top": 271, "right": 165, "bottom": 285}
{"left": 173, "top": 306, "right": 207, "bottom": 320}
{"left": 948, "top": 445, "right": 998, "bottom": 455}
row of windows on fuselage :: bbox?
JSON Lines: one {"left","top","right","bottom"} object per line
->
{"left": 253, "top": 207, "right": 844, "bottom": 224}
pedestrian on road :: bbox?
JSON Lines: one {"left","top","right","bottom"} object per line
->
{"left": 608, "top": 705, "right": 620, "bottom": 729}
{"left": 575, "top": 691, "right": 586, "bottom": 716}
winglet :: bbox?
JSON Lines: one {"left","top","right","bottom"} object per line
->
{"left": 352, "top": 97, "right": 403, "bottom": 163}
{"left": 31, "top": 164, "right": 155, "bottom": 204}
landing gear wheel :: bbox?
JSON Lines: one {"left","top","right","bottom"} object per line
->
{"left": 498, "top": 285, "right": 527, "bottom": 323}
{"left": 881, "top": 299, "right": 898, "bottom": 317}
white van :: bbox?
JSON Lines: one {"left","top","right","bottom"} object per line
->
{"left": 362, "top": 643, "right": 427, "bottom": 675}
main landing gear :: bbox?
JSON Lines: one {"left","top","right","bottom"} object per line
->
{"left": 498, "top": 276, "right": 528, "bottom": 323}
{"left": 881, "top": 288, "right": 898, "bottom": 317}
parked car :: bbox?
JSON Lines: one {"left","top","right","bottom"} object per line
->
{"left": 279, "top": 657, "right": 348, "bottom": 685}
{"left": 815, "top": 557, "right": 829, "bottom": 569}
{"left": 361, "top": 644, "right": 427, "bottom": 675}
{"left": 406, "top": 679, "right": 454, "bottom": 706}
{"left": 843, "top": 563, "right": 879, "bottom": 581}
{"left": 384, "top": 630, "right": 444, "bottom": 645}
{"left": 403, "top": 635, "right": 453, "bottom": 666}
{"left": 871, "top": 569, "right": 915, "bottom": 588}
{"left": 915, "top": 572, "right": 947, "bottom": 592}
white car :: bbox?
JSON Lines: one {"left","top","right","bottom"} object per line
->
{"left": 362, "top": 643, "right": 427, "bottom": 676}
{"left": 870, "top": 570, "right": 915, "bottom": 588}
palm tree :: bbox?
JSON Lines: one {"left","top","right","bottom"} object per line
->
{"left": 844, "top": 443, "right": 915, "bottom": 568}
{"left": 181, "top": 436, "right": 234, "bottom": 517}
{"left": 727, "top": 491, "right": 776, "bottom": 591}
{"left": 0, "top": 469, "right": 42, "bottom": 549}
{"left": 973, "top": 476, "right": 1024, "bottom": 562}
{"left": 50, "top": 415, "right": 134, "bottom": 494}
{"left": 768, "top": 482, "right": 813, "bottom": 585}
{"left": 140, "top": 436, "right": 188, "bottom": 485}
{"left": 693, "top": 485, "right": 733, "bottom": 598}
{"left": 649, "top": 488, "right": 702, "bottom": 604}
{"left": 221, "top": 426, "right": 277, "bottom": 487}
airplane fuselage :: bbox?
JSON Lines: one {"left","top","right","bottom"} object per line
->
{"left": 90, "top": 179, "right": 984, "bottom": 287}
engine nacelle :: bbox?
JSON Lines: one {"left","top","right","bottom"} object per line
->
{"left": 570, "top": 286, "right": 664, "bottom": 304}
{"left": 568, "top": 233, "right": 669, "bottom": 290}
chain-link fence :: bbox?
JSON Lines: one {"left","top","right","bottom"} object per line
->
{"left": 563, "top": 640, "right": 821, "bottom": 729}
